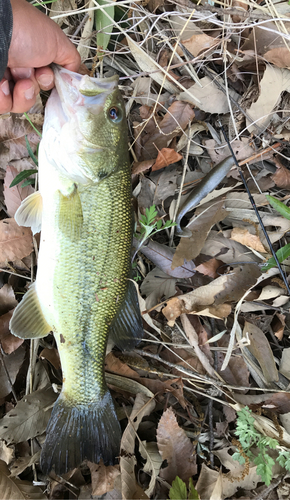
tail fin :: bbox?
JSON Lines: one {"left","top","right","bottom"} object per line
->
{"left": 40, "top": 391, "right": 121, "bottom": 476}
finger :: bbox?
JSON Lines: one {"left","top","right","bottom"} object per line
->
{"left": 35, "top": 66, "right": 54, "bottom": 90}
{"left": 0, "top": 78, "right": 13, "bottom": 114}
{"left": 10, "top": 67, "right": 34, "bottom": 81}
{"left": 54, "top": 35, "right": 81, "bottom": 73}
{"left": 10, "top": 79, "right": 39, "bottom": 114}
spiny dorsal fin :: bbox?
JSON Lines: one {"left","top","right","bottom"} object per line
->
{"left": 10, "top": 282, "right": 51, "bottom": 339}
{"left": 15, "top": 191, "right": 43, "bottom": 234}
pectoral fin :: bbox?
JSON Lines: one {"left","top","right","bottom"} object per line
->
{"left": 15, "top": 191, "right": 43, "bottom": 234}
{"left": 109, "top": 280, "right": 143, "bottom": 351}
{"left": 10, "top": 283, "right": 51, "bottom": 339}
{"left": 58, "top": 184, "right": 83, "bottom": 240}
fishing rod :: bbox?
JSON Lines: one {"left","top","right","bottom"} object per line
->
{"left": 219, "top": 122, "right": 290, "bottom": 296}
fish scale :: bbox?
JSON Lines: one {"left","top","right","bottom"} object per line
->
{"left": 10, "top": 66, "right": 143, "bottom": 475}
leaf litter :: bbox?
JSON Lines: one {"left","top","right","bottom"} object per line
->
{"left": 1, "top": 1, "right": 290, "bottom": 499}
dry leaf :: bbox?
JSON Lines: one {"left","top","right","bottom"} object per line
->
{"left": 0, "top": 115, "right": 40, "bottom": 169}
{"left": 77, "top": 0, "right": 94, "bottom": 61}
{"left": 0, "top": 219, "right": 33, "bottom": 263}
{"left": 176, "top": 33, "right": 218, "bottom": 57}
{"left": 0, "top": 346, "right": 26, "bottom": 399}
{"left": 0, "top": 459, "right": 46, "bottom": 499}
{"left": 162, "top": 264, "right": 260, "bottom": 325}
{"left": 132, "top": 159, "right": 154, "bottom": 175}
{"left": 230, "top": 227, "right": 266, "bottom": 252}
{"left": 120, "top": 393, "right": 155, "bottom": 500}
{"left": 195, "top": 258, "right": 222, "bottom": 278}
{"left": 126, "top": 36, "right": 179, "bottom": 94}
{"left": 88, "top": 460, "right": 120, "bottom": 497}
{"left": 140, "top": 442, "right": 162, "bottom": 497}
{"left": 140, "top": 101, "right": 195, "bottom": 161}
{"left": 152, "top": 148, "right": 183, "bottom": 171}
{"left": 134, "top": 239, "right": 195, "bottom": 278}
{"left": 140, "top": 268, "right": 180, "bottom": 310}
{"left": 271, "top": 162, "right": 290, "bottom": 189}
{"left": 246, "top": 66, "right": 290, "bottom": 132}
{"left": 4, "top": 165, "right": 34, "bottom": 217}
{"left": 243, "top": 321, "right": 279, "bottom": 383}
{"left": 156, "top": 407, "right": 197, "bottom": 484}
{"left": 0, "top": 388, "right": 57, "bottom": 444}
{"left": 0, "top": 285, "right": 18, "bottom": 316}
{"left": 172, "top": 199, "right": 227, "bottom": 269}
{"left": 39, "top": 348, "right": 61, "bottom": 371}
{"left": 178, "top": 76, "right": 239, "bottom": 114}
{"left": 9, "top": 451, "right": 40, "bottom": 477}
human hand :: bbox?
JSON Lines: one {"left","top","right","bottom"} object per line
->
{"left": 0, "top": 0, "right": 81, "bottom": 114}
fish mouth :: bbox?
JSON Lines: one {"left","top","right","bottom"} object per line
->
{"left": 51, "top": 64, "right": 119, "bottom": 119}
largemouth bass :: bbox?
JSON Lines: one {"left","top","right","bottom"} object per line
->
{"left": 9, "top": 66, "right": 143, "bottom": 475}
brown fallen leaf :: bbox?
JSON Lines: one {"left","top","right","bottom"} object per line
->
{"left": 156, "top": 407, "right": 197, "bottom": 484}
{"left": 132, "top": 159, "right": 154, "bottom": 175}
{"left": 172, "top": 199, "right": 227, "bottom": 269}
{"left": 162, "top": 264, "right": 260, "bottom": 325}
{"left": 230, "top": 227, "right": 266, "bottom": 253}
{"left": 152, "top": 148, "right": 183, "bottom": 171}
{"left": 0, "top": 115, "right": 40, "bottom": 169}
{"left": 271, "top": 161, "right": 290, "bottom": 189}
{"left": 250, "top": 392, "right": 290, "bottom": 414}
{"left": 4, "top": 165, "right": 35, "bottom": 217}
{"left": 176, "top": 32, "right": 218, "bottom": 58}
{"left": 0, "top": 309, "right": 23, "bottom": 354}
{"left": 243, "top": 321, "right": 279, "bottom": 383}
{"left": 140, "top": 101, "right": 195, "bottom": 161}
{"left": 88, "top": 460, "right": 120, "bottom": 497}
{"left": 135, "top": 238, "right": 195, "bottom": 278}
{"left": 40, "top": 348, "right": 61, "bottom": 371}
{"left": 264, "top": 47, "right": 290, "bottom": 68}
{"left": 195, "top": 258, "right": 222, "bottom": 279}
{"left": 0, "top": 218, "right": 33, "bottom": 263}
{"left": 0, "top": 285, "right": 18, "bottom": 316}
{"left": 120, "top": 393, "right": 154, "bottom": 500}
{"left": 0, "top": 345, "right": 26, "bottom": 399}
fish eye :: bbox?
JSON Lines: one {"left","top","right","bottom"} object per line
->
{"left": 108, "top": 106, "right": 122, "bottom": 122}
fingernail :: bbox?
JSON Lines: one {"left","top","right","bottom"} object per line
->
{"left": 37, "top": 74, "right": 53, "bottom": 88}
{"left": 1, "top": 80, "right": 10, "bottom": 96}
{"left": 24, "top": 86, "right": 35, "bottom": 100}
{"left": 11, "top": 67, "right": 32, "bottom": 79}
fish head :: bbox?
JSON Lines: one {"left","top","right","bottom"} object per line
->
{"left": 43, "top": 65, "right": 129, "bottom": 184}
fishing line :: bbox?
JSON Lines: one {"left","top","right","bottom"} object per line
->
{"left": 219, "top": 122, "right": 290, "bottom": 295}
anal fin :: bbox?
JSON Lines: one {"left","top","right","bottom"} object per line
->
{"left": 10, "top": 282, "right": 51, "bottom": 339}
{"left": 109, "top": 279, "right": 143, "bottom": 351}
{"left": 58, "top": 184, "right": 83, "bottom": 240}
{"left": 15, "top": 191, "right": 43, "bottom": 234}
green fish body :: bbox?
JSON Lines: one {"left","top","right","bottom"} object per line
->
{"left": 10, "top": 66, "right": 143, "bottom": 475}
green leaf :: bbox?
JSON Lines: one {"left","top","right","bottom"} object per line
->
{"left": 266, "top": 195, "right": 290, "bottom": 220}
{"left": 21, "top": 179, "right": 35, "bottom": 188}
{"left": 188, "top": 478, "right": 200, "bottom": 500}
{"left": 9, "top": 169, "right": 38, "bottom": 188}
{"left": 23, "top": 113, "right": 42, "bottom": 138}
{"left": 95, "top": 0, "right": 114, "bottom": 57}
{"left": 156, "top": 220, "right": 163, "bottom": 229}
{"left": 255, "top": 461, "right": 273, "bottom": 486}
{"left": 232, "top": 452, "right": 245, "bottom": 465}
{"left": 25, "top": 136, "right": 38, "bottom": 166}
{"left": 261, "top": 242, "right": 290, "bottom": 272}
{"left": 169, "top": 476, "right": 187, "bottom": 500}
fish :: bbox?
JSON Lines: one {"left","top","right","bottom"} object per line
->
{"left": 9, "top": 65, "right": 143, "bottom": 475}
